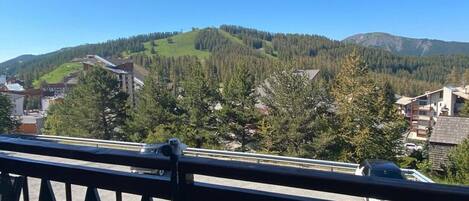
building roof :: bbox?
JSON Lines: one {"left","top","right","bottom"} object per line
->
{"left": 429, "top": 116, "right": 469, "bottom": 145}
{"left": 44, "top": 83, "right": 66, "bottom": 88}
{"left": 413, "top": 88, "right": 443, "bottom": 99}
{"left": 396, "top": 85, "right": 469, "bottom": 106}
{"left": 292, "top": 69, "right": 320, "bottom": 80}
{"left": 453, "top": 86, "right": 469, "bottom": 100}
{"left": 83, "top": 55, "right": 130, "bottom": 74}
{"left": 5, "top": 83, "right": 25, "bottom": 92}
{"left": 256, "top": 69, "right": 320, "bottom": 98}
{"left": 396, "top": 96, "right": 413, "bottom": 106}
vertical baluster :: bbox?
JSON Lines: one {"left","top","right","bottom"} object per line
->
{"left": 115, "top": 191, "right": 122, "bottom": 201}
{"left": 0, "top": 172, "right": 15, "bottom": 201}
{"left": 84, "top": 187, "right": 101, "bottom": 201}
{"left": 22, "top": 176, "right": 29, "bottom": 201}
{"left": 38, "top": 179, "right": 56, "bottom": 201}
{"left": 65, "top": 183, "right": 72, "bottom": 201}
{"left": 169, "top": 148, "right": 180, "bottom": 201}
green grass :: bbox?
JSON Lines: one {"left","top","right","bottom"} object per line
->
{"left": 143, "top": 30, "right": 210, "bottom": 59}
{"left": 132, "top": 29, "right": 277, "bottom": 60}
{"left": 33, "top": 62, "right": 82, "bottom": 88}
{"left": 219, "top": 29, "right": 277, "bottom": 59}
{"left": 219, "top": 29, "right": 244, "bottom": 45}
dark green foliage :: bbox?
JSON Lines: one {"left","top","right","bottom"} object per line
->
{"left": 5, "top": 32, "right": 177, "bottom": 87}
{"left": 221, "top": 25, "right": 274, "bottom": 41}
{"left": 332, "top": 52, "right": 405, "bottom": 163}
{"left": 8, "top": 25, "right": 469, "bottom": 96}
{"left": 24, "top": 96, "right": 41, "bottom": 110}
{"left": 44, "top": 68, "right": 129, "bottom": 140}
{"left": 125, "top": 66, "right": 181, "bottom": 142}
{"left": 177, "top": 65, "right": 222, "bottom": 148}
{"left": 0, "top": 93, "right": 20, "bottom": 133}
{"left": 194, "top": 28, "right": 257, "bottom": 56}
{"left": 219, "top": 65, "right": 259, "bottom": 152}
{"left": 443, "top": 138, "right": 469, "bottom": 185}
{"left": 260, "top": 69, "right": 336, "bottom": 158}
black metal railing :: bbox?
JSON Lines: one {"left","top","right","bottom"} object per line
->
{"left": 0, "top": 136, "right": 469, "bottom": 201}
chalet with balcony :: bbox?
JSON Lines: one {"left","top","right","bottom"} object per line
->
{"left": 397, "top": 86, "right": 469, "bottom": 140}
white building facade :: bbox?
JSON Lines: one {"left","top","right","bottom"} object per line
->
{"left": 2, "top": 92, "right": 24, "bottom": 116}
{"left": 397, "top": 86, "right": 469, "bottom": 141}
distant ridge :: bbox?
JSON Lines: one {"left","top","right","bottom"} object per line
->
{"left": 343, "top": 32, "right": 469, "bottom": 56}
{"left": 0, "top": 54, "right": 37, "bottom": 73}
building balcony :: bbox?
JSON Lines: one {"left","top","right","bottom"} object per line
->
{"left": 412, "top": 115, "right": 432, "bottom": 121}
{"left": 0, "top": 135, "right": 468, "bottom": 201}
{"left": 418, "top": 105, "right": 432, "bottom": 111}
{"left": 416, "top": 125, "right": 429, "bottom": 131}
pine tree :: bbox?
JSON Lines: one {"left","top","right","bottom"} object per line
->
{"left": 0, "top": 93, "right": 20, "bottom": 133}
{"left": 375, "top": 81, "right": 407, "bottom": 159}
{"left": 44, "top": 68, "right": 129, "bottom": 140}
{"left": 463, "top": 69, "right": 469, "bottom": 86}
{"left": 220, "top": 65, "right": 259, "bottom": 152}
{"left": 125, "top": 67, "right": 180, "bottom": 142}
{"left": 261, "top": 69, "right": 334, "bottom": 157}
{"left": 446, "top": 67, "right": 461, "bottom": 86}
{"left": 444, "top": 138, "right": 469, "bottom": 185}
{"left": 332, "top": 51, "right": 403, "bottom": 163}
{"left": 178, "top": 65, "right": 221, "bottom": 148}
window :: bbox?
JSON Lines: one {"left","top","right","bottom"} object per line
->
{"left": 439, "top": 91, "right": 443, "bottom": 98}
{"left": 419, "top": 100, "right": 427, "bottom": 105}
{"left": 419, "top": 111, "right": 427, "bottom": 115}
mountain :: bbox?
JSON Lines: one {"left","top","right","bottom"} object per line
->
{"left": 0, "top": 54, "right": 37, "bottom": 73}
{"left": 7, "top": 25, "right": 469, "bottom": 96}
{"left": 343, "top": 32, "right": 469, "bottom": 56}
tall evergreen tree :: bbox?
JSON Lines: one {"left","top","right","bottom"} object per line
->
{"left": 0, "top": 93, "right": 20, "bottom": 133}
{"left": 178, "top": 64, "right": 221, "bottom": 148}
{"left": 463, "top": 69, "right": 469, "bottom": 86}
{"left": 260, "top": 69, "right": 335, "bottom": 157}
{"left": 220, "top": 65, "right": 259, "bottom": 151}
{"left": 446, "top": 67, "right": 461, "bottom": 86}
{"left": 125, "top": 67, "right": 180, "bottom": 142}
{"left": 332, "top": 51, "right": 404, "bottom": 163}
{"left": 44, "top": 68, "right": 129, "bottom": 140}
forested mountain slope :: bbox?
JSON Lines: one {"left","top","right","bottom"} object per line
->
{"left": 0, "top": 54, "right": 37, "bottom": 74}
{"left": 5, "top": 25, "right": 469, "bottom": 96}
{"left": 344, "top": 32, "right": 469, "bottom": 56}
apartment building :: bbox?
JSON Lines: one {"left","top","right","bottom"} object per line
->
{"left": 397, "top": 86, "right": 469, "bottom": 140}
{"left": 1, "top": 92, "right": 24, "bottom": 116}
{"left": 82, "top": 55, "right": 140, "bottom": 104}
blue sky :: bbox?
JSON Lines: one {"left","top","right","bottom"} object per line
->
{"left": 1, "top": 0, "right": 468, "bottom": 62}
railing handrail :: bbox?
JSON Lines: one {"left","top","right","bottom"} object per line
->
{"left": 185, "top": 147, "right": 358, "bottom": 168}
{"left": 1, "top": 135, "right": 468, "bottom": 201}
{"left": 11, "top": 134, "right": 435, "bottom": 182}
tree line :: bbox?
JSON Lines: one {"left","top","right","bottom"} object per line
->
{"left": 44, "top": 52, "right": 406, "bottom": 164}
{"left": 10, "top": 25, "right": 469, "bottom": 97}
{"left": 9, "top": 32, "right": 178, "bottom": 87}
